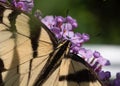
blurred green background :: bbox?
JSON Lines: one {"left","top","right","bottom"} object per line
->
{"left": 33, "top": 0, "right": 120, "bottom": 44}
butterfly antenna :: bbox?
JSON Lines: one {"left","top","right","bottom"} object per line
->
{"left": 90, "top": 32, "right": 103, "bottom": 38}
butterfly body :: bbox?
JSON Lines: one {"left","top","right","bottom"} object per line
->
{"left": 0, "top": 1, "right": 103, "bottom": 86}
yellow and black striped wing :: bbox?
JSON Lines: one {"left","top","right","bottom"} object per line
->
{"left": 0, "top": 1, "right": 57, "bottom": 86}
{"left": 58, "top": 54, "right": 103, "bottom": 86}
{"left": 41, "top": 55, "right": 103, "bottom": 86}
{"left": 35, "top": 41, "right": 103, "bottom": 86}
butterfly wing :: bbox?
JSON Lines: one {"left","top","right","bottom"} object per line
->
{"left": 41, "top": 54, "right": 103, "bottom": 86}
{"left": 59, "top": 54, "right": 103, "bottom": 86}
{"left": 34, "top": 40, "right": 103, "bottom": 86}
{"left": 0, "top": 2, "right": 57, "bottom": 86}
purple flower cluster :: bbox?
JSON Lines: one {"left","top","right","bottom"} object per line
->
{"left": 0, "top": 0, "right": 34, "bottom": 12}
{"left": 113, "top": 73, "right": 120, "bottom": 86}
{"left": 77, "top": 49, "right": 110, "bottom": 74}
{"left": 41, "top": 15, "right": 110, "bottom": 73}
{"left": 98, "top": 71, "right": 120, "bottom": 86}
{"left": 13, "top": 0, "right": 34, "bottom": 12}
{"left": 41, "top": 16, "right": 89, "bottom": 50}
{"left": 41, "top": 16, "right": 79, "bottom": 40}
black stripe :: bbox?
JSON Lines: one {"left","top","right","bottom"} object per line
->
{"left": 59, "top": 69, "right": 97, "bottom": 83}
{"left": 39, "top": 22, "right": 58, "bottom": 48}
{"left": 28, "top": 17, "right": 58, "bottom": 57}
{"left": 0, "top": 59, "right": 5, "bottom": 85}
{"left": 63, "top": 54, "right": 103, "bottom": 85}
{"left": 29, "top": 24, "right": 40, "bottom": 58}
{"left": 0, "top": 2, "right": 6, "bottom": 23}
{"left": 69, "top": 54, "right": 88, "bottom": 66}
{"left": 34, "top": 41, "right": 70, "bottom": 86}
{"left": 8, "top": 8, "right": 21, "bottom": 76}
{"left": 0, "top": 3, "right": 21, "bottom": 86}
{"left": 26, "top": 10, "right": 58, "bottom": 85}
{"left": 26, "top": 17, "right": 41, "bottom": 85}
{"left": 8, "top": 9, "right": 20, "bottom": 33}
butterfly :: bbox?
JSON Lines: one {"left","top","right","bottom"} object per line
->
{"left": 0, "top": 1, "right": 103, "bottom": 86}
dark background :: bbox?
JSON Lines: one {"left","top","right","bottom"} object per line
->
{"left": 33, "top": 0, "right": 120, "bottom": 44}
